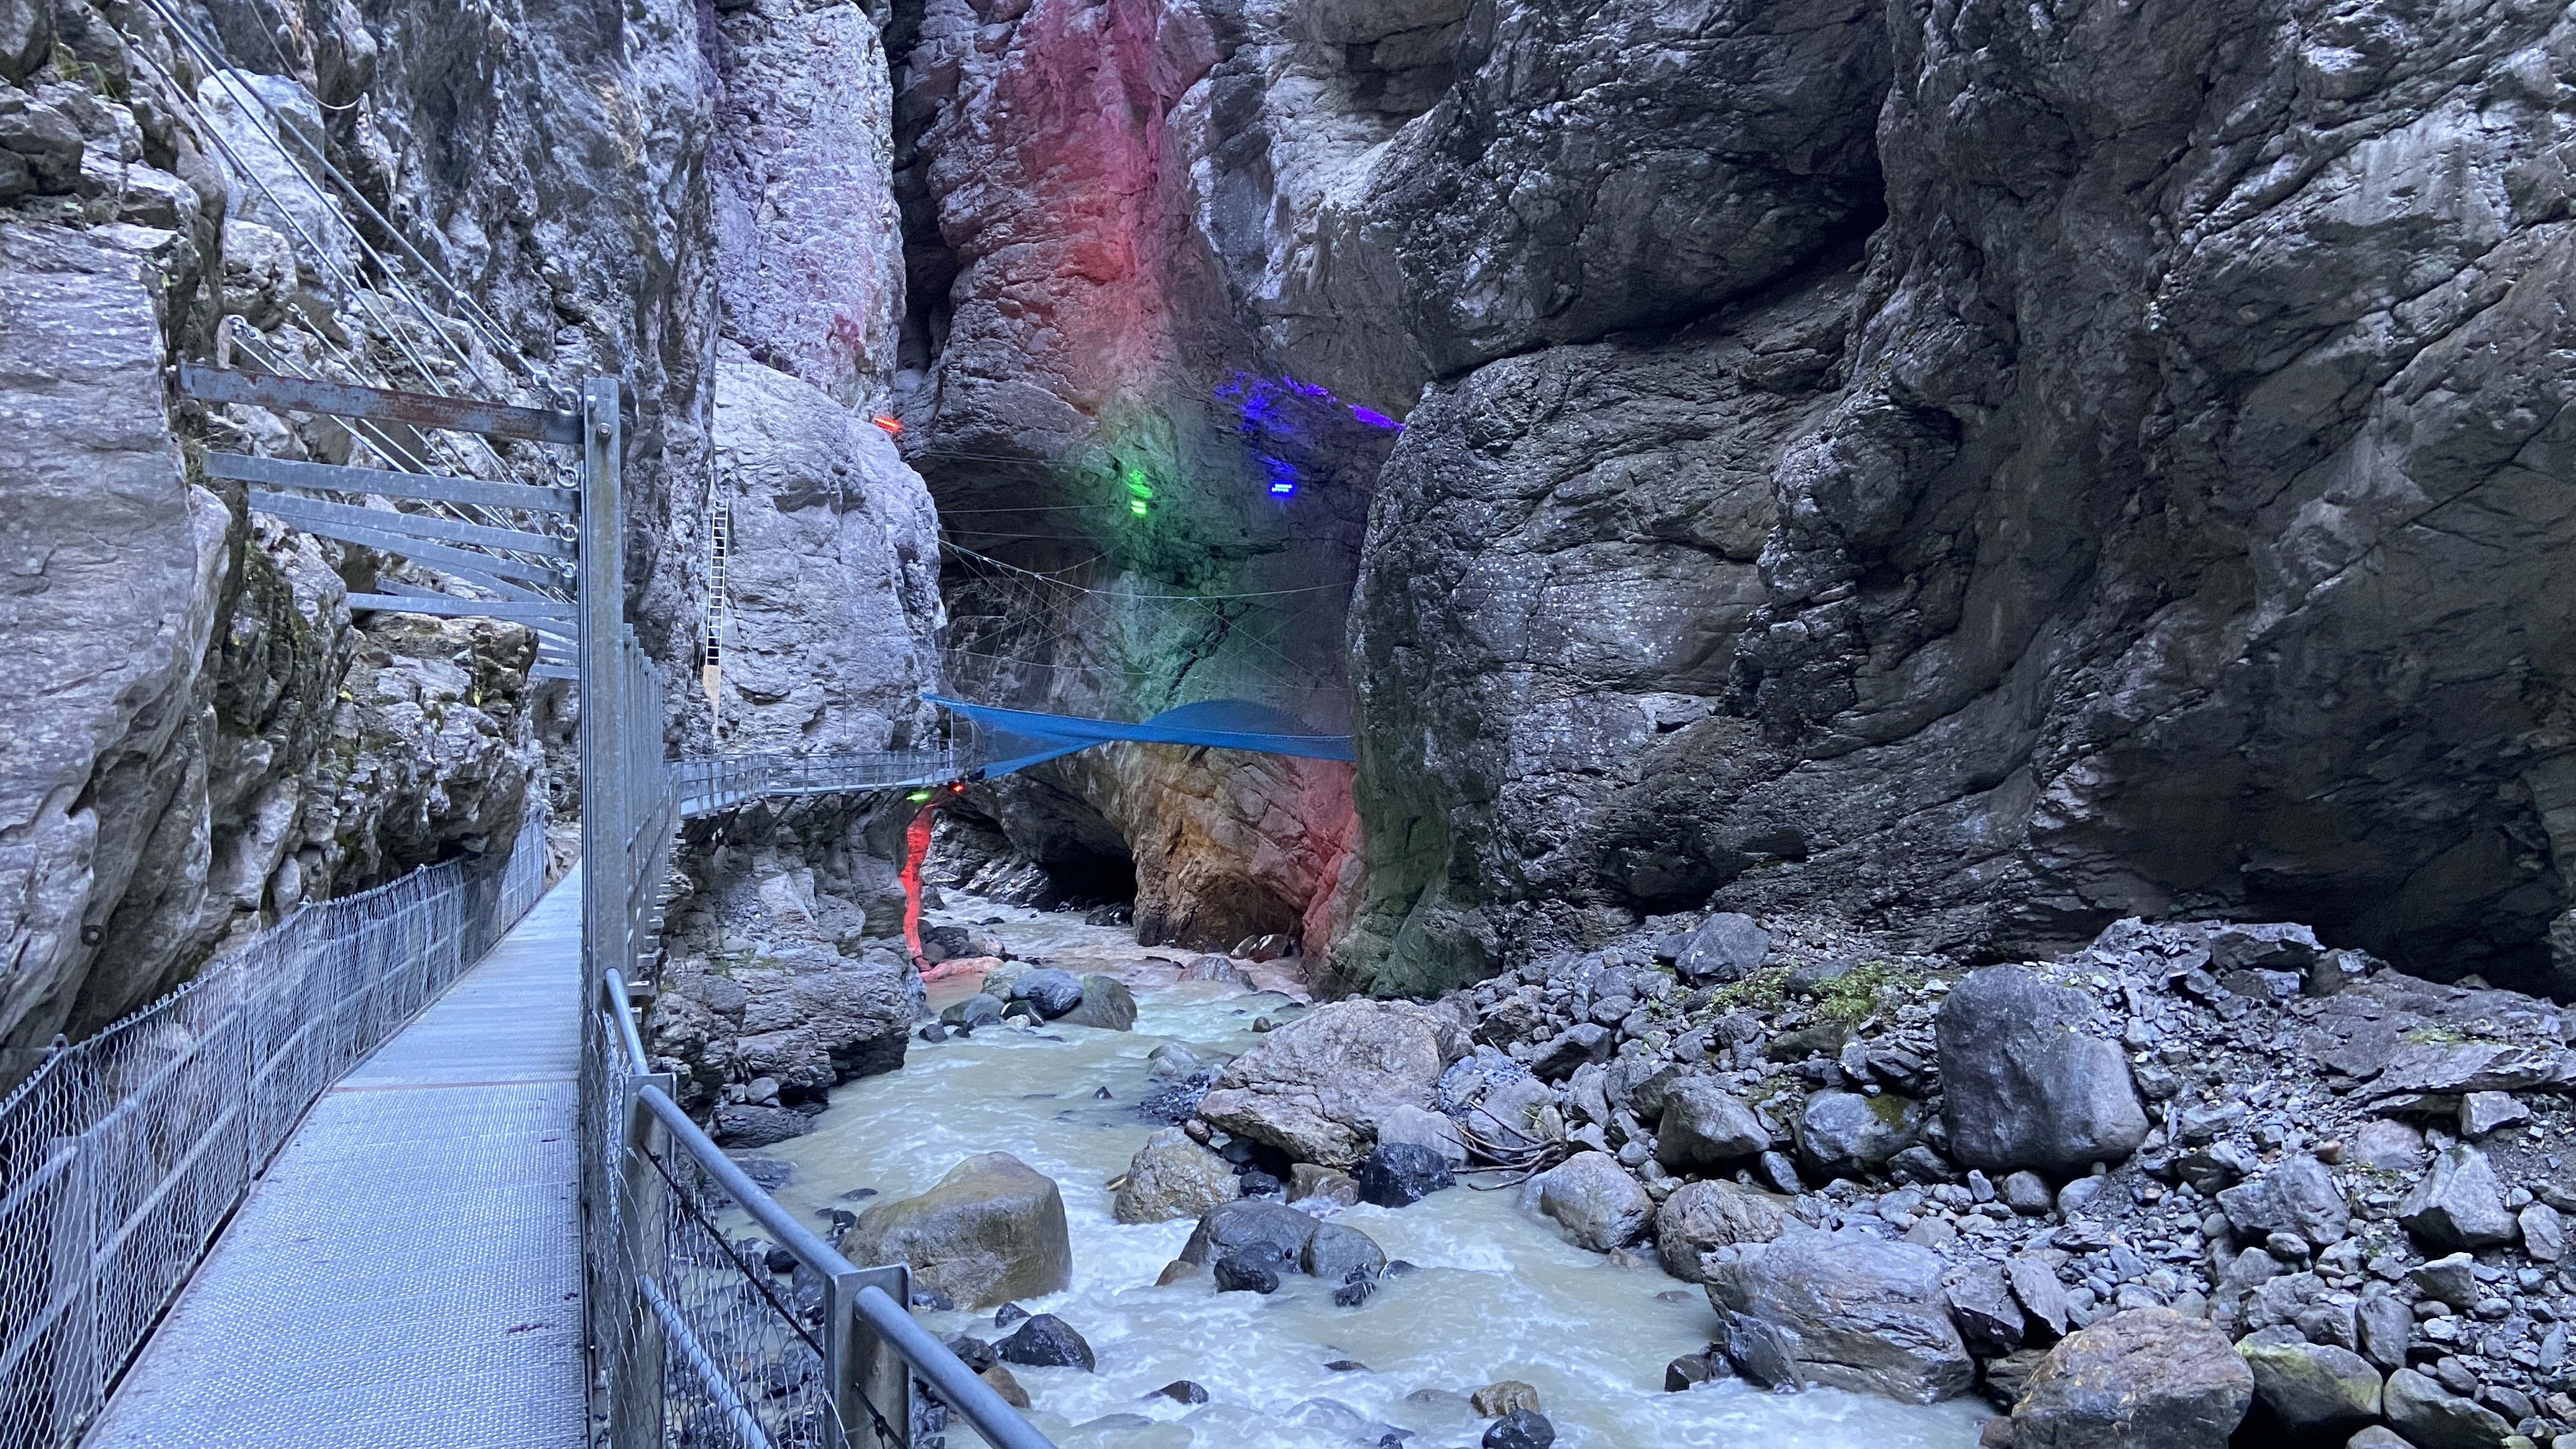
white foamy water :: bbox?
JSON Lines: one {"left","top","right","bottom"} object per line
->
{"left": 749, "top": 899, "right": 1989, "bottom": 1449}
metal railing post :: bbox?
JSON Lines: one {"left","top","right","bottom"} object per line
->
{"left": 579, "top": 374, "right": 625, "bottom": 999}
{"left": 831, "top": 1263, "right": 912, "bottom": 1448}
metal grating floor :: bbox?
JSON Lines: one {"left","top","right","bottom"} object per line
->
{"left": 84, "top": 870, "right": 588, "bottom": 1449}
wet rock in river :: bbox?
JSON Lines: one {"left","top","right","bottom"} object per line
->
{"left": 1011, "top": 968, "right": 1085, "bottom": 1018}
{"left": 1705, "top": 1229, "right": 1974, "bottom": 1402}
{"left": 712, "top": 1105, "right": 814, "bottom": 1148}
{"left": 1193, "top": 999, "right": 1471, "bottom": 1167}
{"left": 847, "top": 1152, "right": 1072, "bottom": 1309}
{"left": 1179, "top": 1199, "right": 1321, "bottom": 1268}
{"left": 1213, "top": 1249, "right": 1282, "bottom": 1294}
{"left": 995, "top": 1313, "right": 1095, "bottom": 1372}
{"left": 1054, "top": 974, "right": 1137, "bottom": 1031}
{"left": 2008, "top": 1308, "right": 2251, "bottom": 1448}
{"left": 1470, "top": 1381, "right": 1541, "bottom": 1416}
{"left": 1300, "top": 1222, "right": 1388, "bottom": 1285}
{"left": 1376, "top": 1102, "right": 1469, "bottom": 1165}
{"left": 1113, "top": 1128, "right": 1240, "bottom": 1224}
{"left": 1355, "top": 1142, "right": 1455, "bottom": 1208}
{"left": 977, "top": 1364, "right": 1031, "bottom": 1408}
{"left": 1482, "top": 1407, "right": 1556, "bottom": 1448}
{"left": 1289, "top": 1163, "right": 1361, "bottom": 1207}
{"left": 1529, "top": 1150, "right": 1652, "bottom": 1251}
{"left": 1149, "top": 1380, "right": 1209, "bottom": 1404}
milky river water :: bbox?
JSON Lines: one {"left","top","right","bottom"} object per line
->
{"left": 749, "top": 898, "right": 1988, "bottom": 1449}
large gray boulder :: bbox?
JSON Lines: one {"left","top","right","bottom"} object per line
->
{"left": 1794, "top": 1089, "right": 1928, "bottom": 1177}
{"left": 1528, "top": 1151, "right": 1652, "bottom": 1252}
{"left": 1938, "top": 967, "right": 2149, "bottom": 1174}
{"left": 847, "top": 1153, "right": 1071, "bottom": 1310}
{"left": 1676, "top": 913, "right": 1771, "bottom": 983}
{"left": 1656, "top": 1179, "right": 1791, "bottom": 1284}
{"left": 1657, "top": 1078, "right": 1772, "bottom": 1170}
{"left": 1193, "top": 999, "right": 1472, "bottom": 1167}
{"left": 2234, "top": 1328, "right": 2382, "bottom": 1439}
{"left": 1054, "top": 974, "right": 1138, "bottom": 1031}
{"left": 1705, "top": 1229, "right": 1973, "bottom": 1402}
{"left": 2397, "top": 1146, "right": 2517, "bottom": 1251}
{"left": 2010, "top": 1309, "right": 2253, "bottom": 1449}
{"left": 1113, "top": 1128, "right": 1239, "bottom": 1225}
{"left": 1177, "top": 1199, "right": 1322, "bottom": 1269}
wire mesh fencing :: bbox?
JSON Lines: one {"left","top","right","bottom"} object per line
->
{"left": 0, "top": 809, "right": 549, "bottom": 1449}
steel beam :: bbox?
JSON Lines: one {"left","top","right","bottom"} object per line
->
{"left": 178, "top": 364, "right": 583, "bottom": 445}
{"left": 203, "top": 450, "right": 578, "bottom": 514}
{"left": 249, "top": 490, "right": 576, "bottom": 558}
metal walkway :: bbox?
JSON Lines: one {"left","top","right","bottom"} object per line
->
{"left": 80, "top": 871, "right": 587, "bottom": 1449}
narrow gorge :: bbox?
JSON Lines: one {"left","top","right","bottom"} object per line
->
{"left": 4, "top": 0, "right": 2575, "bottom": 1445}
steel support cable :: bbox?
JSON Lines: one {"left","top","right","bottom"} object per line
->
{"left": 125, "top": 20, "right": 546, "bottom": 503}
{"left": 634, "top": 1273, "right": 781, "bottom": 1449}
{"left": 130, "top": 0, "right": 546, "bottom": 399}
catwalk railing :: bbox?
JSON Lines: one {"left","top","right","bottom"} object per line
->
{"left": 0, "top": 811, "right": 549, "bottom": 1449}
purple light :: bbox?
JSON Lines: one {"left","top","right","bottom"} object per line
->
{"left": 1348, "top": 404, "right": 1402, "bottom": 431}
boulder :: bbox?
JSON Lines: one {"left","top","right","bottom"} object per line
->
{"left": 1795, "top": 1089, "right": 1928, "bottom": 1177}
{"left": 1655, "top": 1179, "right": 1791, "bottom": 1284}
{"left": 1376, "top": 1102, "right": 1470, "bottom": 1165}
{"left": 1054, "top": 974, "right": 1137, "bottom": 1031}
{"left": 2382, "top": 1367, "right": 2514, "bottom": 1449}
{"left": 1146, "top": 1041, "right": 1204, "bottom": 1078}
{"left": 1483, "top": 1410, "right": 1556, "bottom": 1449}
{"left": 1704, "top": 1229, "right": 1974, "bottom": 1402}
{"left": 1946, "top": 1264, "right": 2027, "bottom": 1356}
{"left": 1213, "top": 1250, "right": 1281, "bottom": 1294}
{"left": 2005, "top": 1256, "right": 2072, "bottom": 1339}
{"left": 2522, "top": 1202, "right": 2566, "bottom": 1262}
{"left": 1657, "top": 1078, "right": 1773, "bottom": 1169}
{"left": 1113, "top": 1128, "right": 1240, "bottom": 1224}
{"left": 2458, "top": 1090, "right": 2530, "bottom": 1138}
{"left": 2349, "top": 1120, "right": 2426, "bottom": 1172}
{"left": 2235, "top": 1328, "right": 2382, "bottom": 1438}
{"left": 1289, "top": 1163, "right": 1361, "bottom": 1206}
{"left": 2409, "top": 1253, "right": 2477, "bottom": 1310}
{"left": 2397, "top": 1146, "right": 2517, "bottom": 1251}
{"left": 712, "top": 1105, "right": 815, "bottom": 1148}
{"left": 1193, "top": 999, "right": 1471, "bottom": 1167}
{"left": 1178, "top": 1199, "right": 1321, "bottom": 1269}
{"left": 1355, "top": 1142, "right": 1454, "bottom": 1208}
{"left": 847, "top": 1153, "right": 1072, "bottom": 1310}
{"left": 2215, "top": 1156, "right": 2350, "bottom": 1247}
{"left": 995, "top": 1313, "right": 1094, "bottom": 1372}
{"left": 2009, "top": 1309, "right": 2253, "bottom": 1449}
{"left": 1677, "top": 913, "right": 1770, "bottom": 982}
{"left": 977, "top": 1364, "right": 1031, "bottom": 1408}
{"left": 1529, "top": 1150, "right": 1652, "bottom": 1251}
{"left": 1471, "top": 1381, "right": 1541, "bottom": 1416}
{"left": 1300, "top": 1222, "right": 1388, "bottom": 1285}
{"left": 1011, "top": 968, "right": 1085, "bottom": 1018}
{"left": 1938, "top": 967, "right": 2149, "bottom": 1174}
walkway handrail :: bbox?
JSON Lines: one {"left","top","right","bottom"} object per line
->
{"left": 0, "top": 810, "right": 549, "bottom": 1449}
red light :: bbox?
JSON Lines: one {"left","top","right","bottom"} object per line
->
{"left": 871, "top": 415, "right": 903, "bottom": 434}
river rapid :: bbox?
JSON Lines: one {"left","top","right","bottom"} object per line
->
{"left": 751, "top": 894, "right": 1989, "bottom": 1449}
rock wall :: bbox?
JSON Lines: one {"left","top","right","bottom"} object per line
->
{"left": 1335, "top": 0, "right": 2576, "bottom": 997}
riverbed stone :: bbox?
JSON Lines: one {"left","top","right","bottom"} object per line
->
{"left": 712, "top": 1105, "right": 814, "bottom": 1148}
{"left": 1179, "top": 1199, "right": 1320, "bottom": 1269}
{"left": 1471, "top": 1381, "right": 1541, "bottom": 1416}
{"left": 1946, "top": 1264, "right": 2027, "bottom": 1356}
{"left": 2235, "top": 1326, "right": 2382, "bottom": 1438}
{"left": 1938, "top": 967, "right": 2149, "bottom": 1174}
{"left": 977, "top": 1363, "right": 1031, "bottom": 1407}
{"left": 1482, "top": 1409, "right": 1556, "bottom": 1449}
{"left": 1011, "top": 968, "right": 1085, "bottom": 1018}
{"left": 995, "top": 1312, "right": 1095, "bottom": 1372}
{"left": 1193, "top": 999, "right": 1471, "bottom": 1167}
{"left": 1213, "top": 1250, "right": 1282, "bottom": 1294}
{"left": 1355, "top": 1141, "right": 1454, "bottom": 1208}
{"left": 1300, "top": 1222, "right": 1388, "bottom": 1285}
{"left": 1289, "top": 1163, "right": 1360, "bottom": 1206}
{"left": 2398, "top": 1146, "right": 2518, "bottom": 1251}
{"left": 2009, "top": 1308, "right": 2253, "bottom": 1449}
{"left": 1655, "top": 1178, "right": 1790, "bottom": 1284}
{"left": 1054, "top": 974, "right": 1137, "bottom": 1031}
{"left": 1705, "top": 1229, "right": 1974, "bottom": 1402}
{"left": 1114, "top": 1128, "right": 1240, "bottom": 1224}
{"left": 847, "top": 1152, "right": 1072, "bottom": 1310}
{"left": 1529, "top": 1150, "right": 1652, "bottom": 1251}
{"left": 2522, "top": 1202, "right": 2565, "bottom": 1262}
{"left": 1657, "top": 1078, "right": 1772, "bottom": 1169}
{"left": 1795, "top": 1089, "right": 1928, "bottom": 1177}
{"left": 2383, "top": 1367, "right": 2514, "bottom": 1449}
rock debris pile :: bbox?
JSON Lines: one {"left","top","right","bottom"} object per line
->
{"left": 1172, "top": 909, "right": 2576, "bottom": 1446}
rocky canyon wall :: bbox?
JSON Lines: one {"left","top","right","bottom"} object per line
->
{"left": 1333, "top": 0, "right": 2576, "bottom": 998}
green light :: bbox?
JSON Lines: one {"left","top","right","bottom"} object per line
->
{"left": 1123, "top": 466, "right": 1153, "bottom": 500}
{"left": 1128, "top": 500, "right": 1149, "bottom": 516}
{"left": 907, "top": 789, "right": 933, "bottom": 802}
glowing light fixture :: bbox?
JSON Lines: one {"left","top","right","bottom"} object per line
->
{"left": 907, "top": 789, "right": 933, "bottom": 801}
{"left": 871, "top": 414, "right": 904, "bottom": 433}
